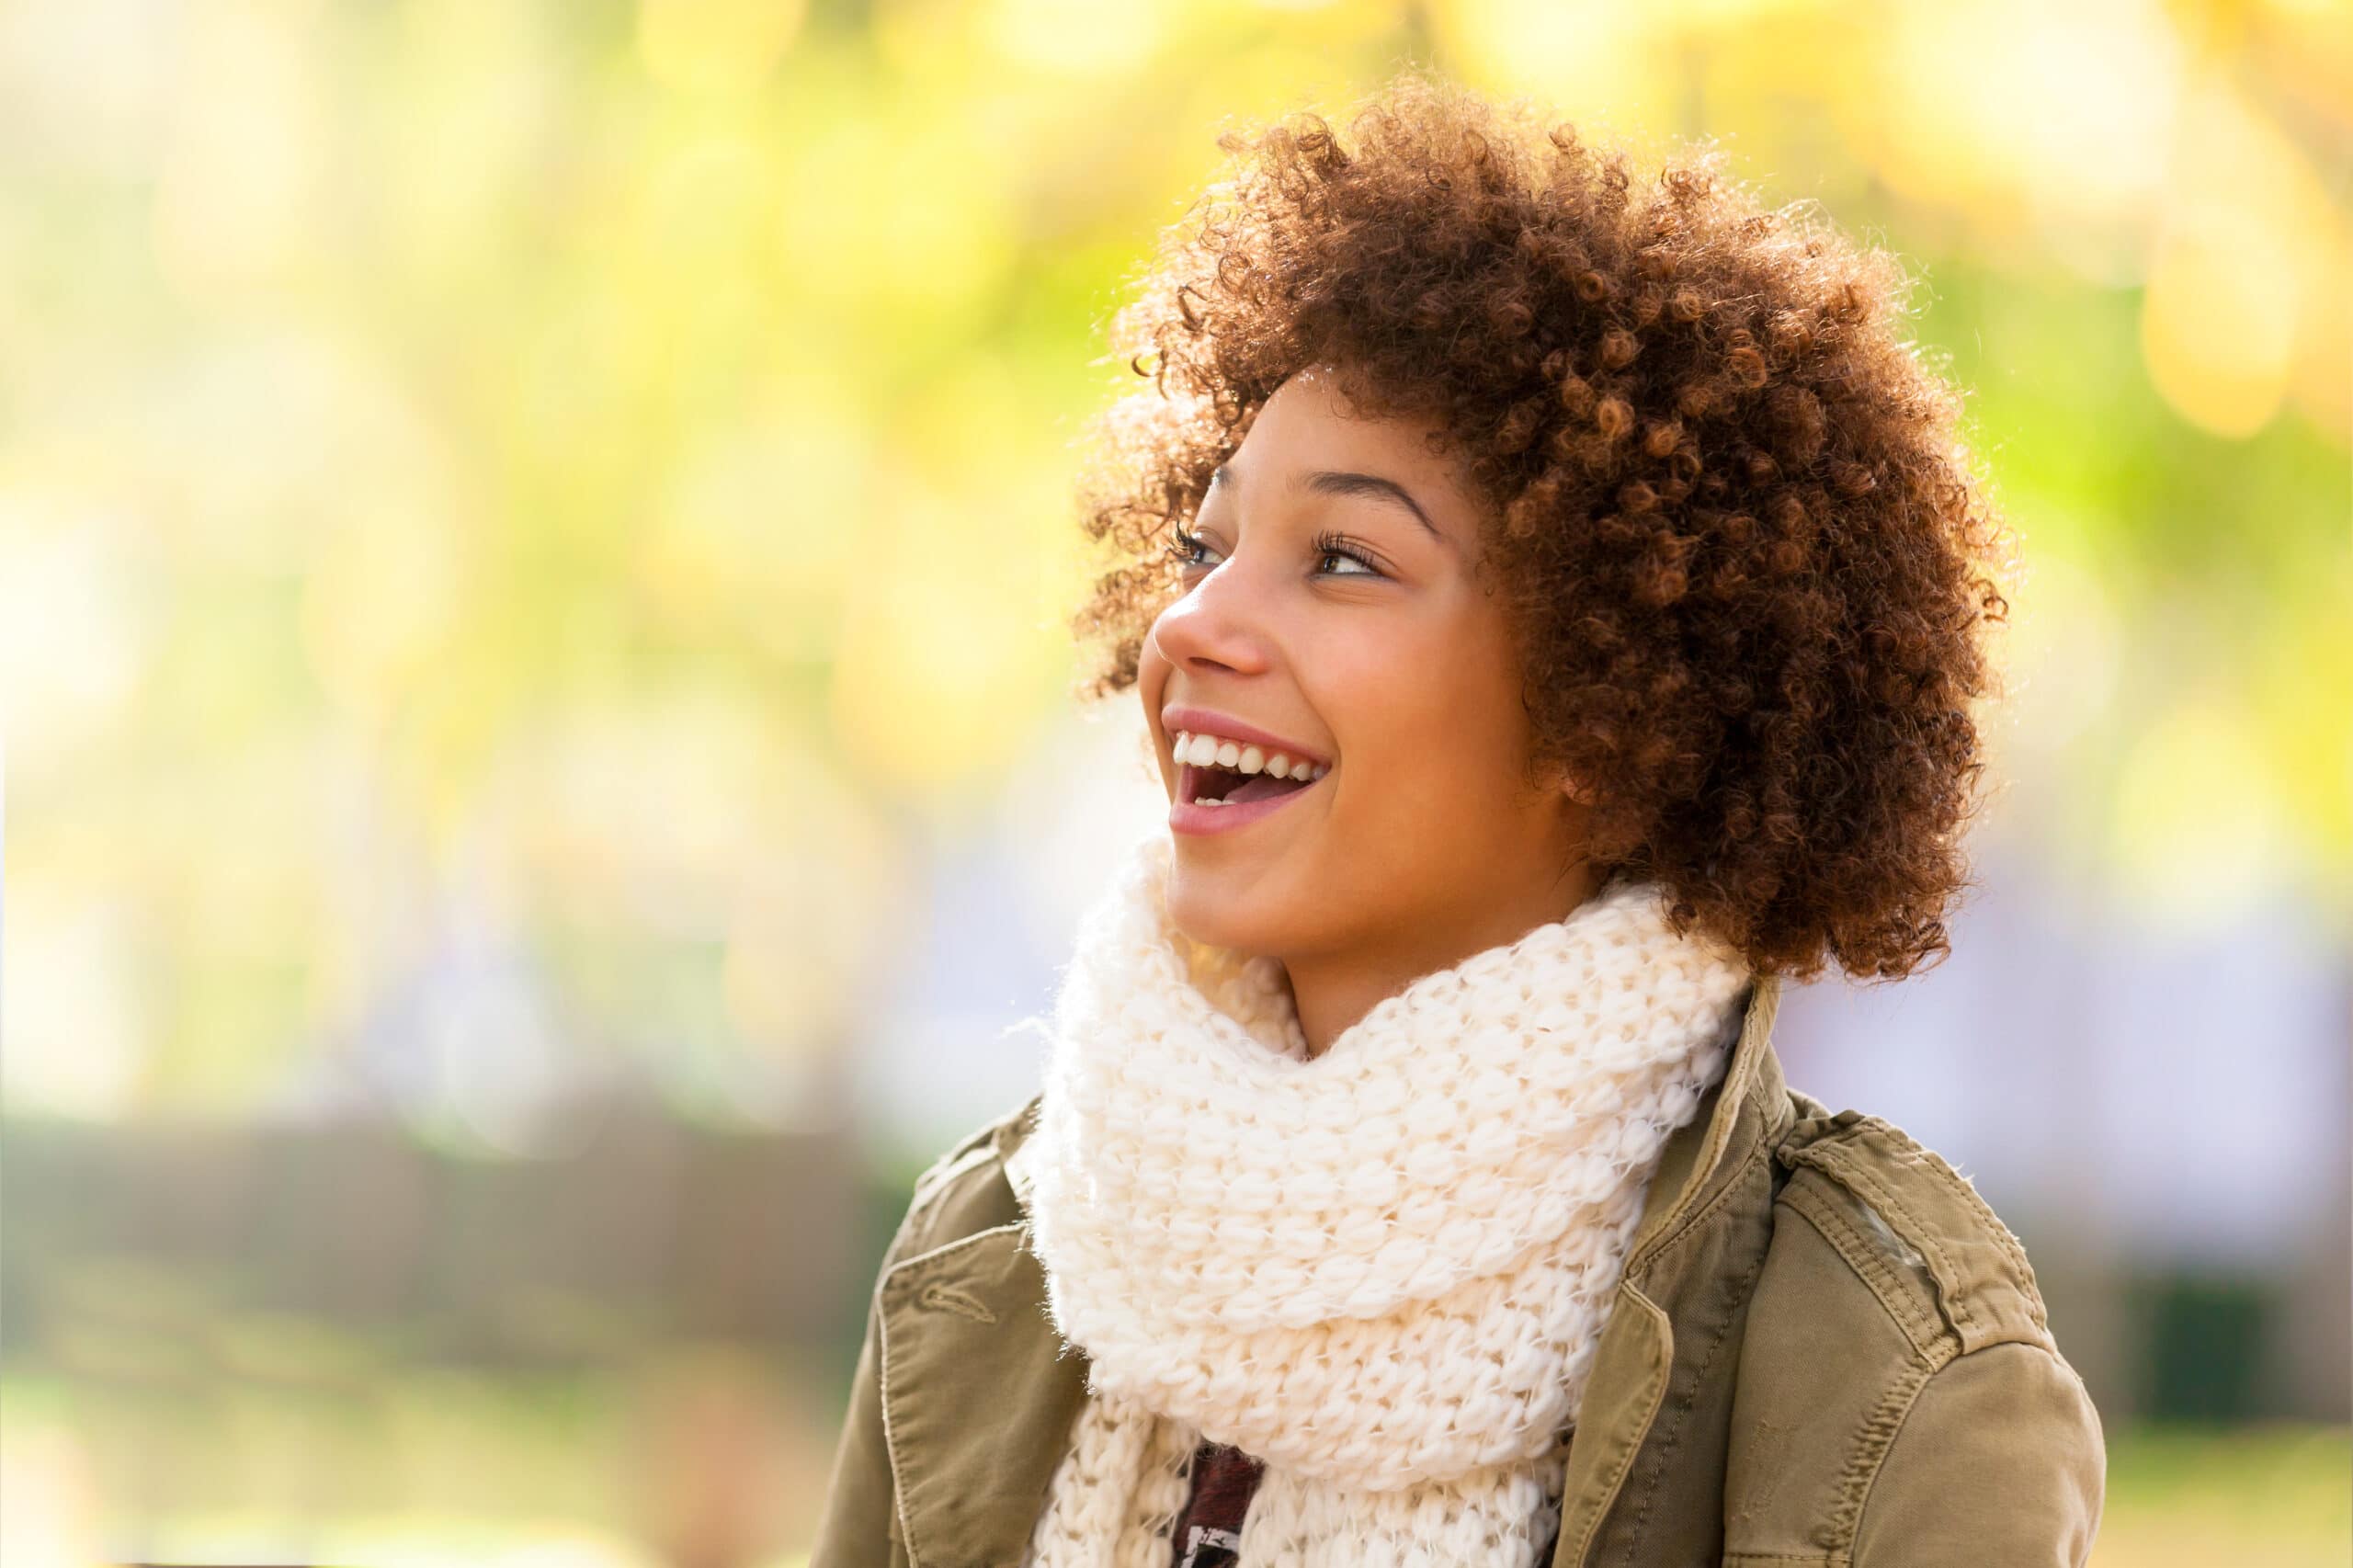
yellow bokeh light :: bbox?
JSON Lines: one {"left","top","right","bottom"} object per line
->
{"left": 2140, "top": 228, "right": 2300, "bottom": 438}
{"left": 1872, "top": 0, "right": 2184, "bottom": 239}
{"left": 2140, "top": 78, "right": 2336, "bottom": 439}
{"left": 1427, "top": 0, "right": 1677, "bottom": 148}
{"left": 636, "top": 0, "right": 809, "bottom": 96}
{"left": 301, "top": 495, "right": 468, "bottom": 722}
{"left": 2288, "top": 219, "right": 2351, "bottom": 444}
{"left": 383, "top": 0, "right": 555, "bottom": 279}
{"left": 635, "top": 390, "right": 872, "bottom": 662}
{"left": 827, "top": 468, "right": 1070, "bottom": 804}
{"left": 768, "top": 109, "right": 1018, "bottom": 328}
{"left": 632, "top": 134, "right": 774, "bottom": 273}
{"left": 981, "top": 0, "right": 1167, "bottom": 75}
{"left": 151, "top": 0, "right": 331, "bottom": 296}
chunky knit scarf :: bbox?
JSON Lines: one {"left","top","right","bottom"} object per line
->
{"left": 1009, "top": 830, "right": 1754, "bottom": 1568}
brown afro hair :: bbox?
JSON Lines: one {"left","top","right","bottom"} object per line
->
{"left": 1065, "top": 70, "right": 2018, "bottom": 985}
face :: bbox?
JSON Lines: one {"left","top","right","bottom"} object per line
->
{"left": 1138, "top": 366, "right": 1591, "bottom": 968}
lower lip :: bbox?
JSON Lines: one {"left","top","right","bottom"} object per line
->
{"left": 1168, "top": 762, "right": 1326, "bottom": 836}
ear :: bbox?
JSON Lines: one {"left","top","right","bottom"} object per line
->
{"left": 1540, "top": 757, "right": 1598, "bottom": 808}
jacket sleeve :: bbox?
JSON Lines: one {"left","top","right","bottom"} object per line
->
{"left": 1850, "top": 1340, "right": 2107, "bottom": 1568}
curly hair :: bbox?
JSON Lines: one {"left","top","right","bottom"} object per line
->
{"left": 1065, "top": 71, "right": 2017, "bottom": 984}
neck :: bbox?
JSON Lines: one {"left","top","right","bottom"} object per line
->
{"left": 1280, "top": 858, "right": 1609, "bottom": 1059}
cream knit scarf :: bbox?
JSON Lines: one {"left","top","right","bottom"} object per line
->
{"left": 1010, "top": 830, "right": 1754, "bottom": 1568}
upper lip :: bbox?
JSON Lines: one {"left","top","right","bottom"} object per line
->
{"left": 1160, "top": 705, "right": 1330, "bottom": 769}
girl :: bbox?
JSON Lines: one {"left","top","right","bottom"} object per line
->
{"left": 813, "top": 72, "right": 2104, "bottom": 1568}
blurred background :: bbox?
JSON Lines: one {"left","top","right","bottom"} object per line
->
{"left": 1, "top": 0, "right": 2347, "bottom": 1563}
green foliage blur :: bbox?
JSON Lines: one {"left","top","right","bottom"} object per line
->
{"left": 5, "top": 0, "right": 2347, "bottom": 1128}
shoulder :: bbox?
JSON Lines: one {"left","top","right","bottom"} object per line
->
{"left": 881, "top": 1094, "right": 1042, "bottom": 1272}
{"left": 1724, "top": 1100, "right": 2107, "bottom": 1566}
{"left": 1768, "top": 1103, "right": 2056, "bottom": 1358}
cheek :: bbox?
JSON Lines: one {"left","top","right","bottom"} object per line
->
{"left": 1135, "top": 627, "right": 1176, "bottom": 784}
{"left": 1328, "top": 628, "right": 1526, "bottom": 806}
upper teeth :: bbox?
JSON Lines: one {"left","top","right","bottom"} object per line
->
{"left": 1173, "top": 730, "right": 1328, "bottom": 782}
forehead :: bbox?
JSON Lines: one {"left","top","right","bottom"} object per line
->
{"left": 1235, "top": 367, "right": 1462, "bottom": 488}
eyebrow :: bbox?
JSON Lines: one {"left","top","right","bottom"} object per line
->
{"left": 1208, "top": 461, "right": 1448, "bottom": 549}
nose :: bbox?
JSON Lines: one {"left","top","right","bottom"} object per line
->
{"left": 1151, "top": 549, "right": 1276, "bottom": 677}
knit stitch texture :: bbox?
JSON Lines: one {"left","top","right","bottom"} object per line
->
{"left": 1015, "top": 830, "right": 1755, "bottom": 1567}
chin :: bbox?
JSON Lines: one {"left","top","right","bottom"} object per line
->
{"left": 1162, "top": 864, "right": 1282, "bottom": 960}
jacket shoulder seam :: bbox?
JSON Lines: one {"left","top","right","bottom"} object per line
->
{"left": 1778, "top": 1172, "right": 1949, "bottom": 1360}
{"left": 1831, "top": 1135, "right": 2032, "bottom": 1338}
{"left": 1780, "top": 1115, "right": 2052, "bottom": 1351}
{"left": 1847, "top": 1339, "right": 2082, "bottom": 1551}
{"left": 1826, "top": 1349, "right": 1942, "bottom": 1547}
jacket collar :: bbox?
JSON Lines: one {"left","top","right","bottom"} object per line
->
{"left": 1548, "top": 972, "right": 1792, "bottom": 1565}
{"left": 1627, "top": 971, "right": 1788, "bottom": 1267}
{"left": 883, "top": 972, "right": 1790, "bottom": 1568}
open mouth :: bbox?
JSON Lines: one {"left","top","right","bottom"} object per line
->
{"left": 1179, "top": 760, "right": 1319, "bottom": 810}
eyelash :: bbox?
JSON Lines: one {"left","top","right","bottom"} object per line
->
{"left": 1165, "top": 525, "right": 1386, "bottom": 580}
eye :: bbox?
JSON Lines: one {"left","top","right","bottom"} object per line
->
{"left": 1164, "top": 525, "right": 1388, "bottom": 580}
{"left": 1165, "top": 523, "right": 1216, "bottom": 571}
{"left": 1311, "top": 530, "right": 1385, "bottom": 578}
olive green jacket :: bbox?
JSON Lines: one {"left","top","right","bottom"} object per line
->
{"left": 812, "top": 974, "right": 2106, "bottom": 1567}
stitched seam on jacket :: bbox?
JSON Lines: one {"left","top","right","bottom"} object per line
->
{"left": 1630, "top": 1117, "right": 1767, "bottom": 1276}
{"left": 1608, "top": 1155, "right": 1774, "bottom": 1567}
{"left": 1724, "top": 1555, "right": 1847, "bottom": 1567}
{"left": 878, "top": 1220, "right": 1029, "bottom": 1568}
{"left": 1779, "top": 1177, "right": 1946, "bottom": 1359}
{"left": 873, "top": 1267, "right": 916, "bottom": 1565}
{"left": 1825, "top": 1351, "right": 1944, "bottom": 1548}
{"left": 1626, "top": 996, "right": 1775, "bottom": 1275}
{"left": 1878, "top": 1124, "right": 2040, "bottom": 1289}
{"left": 918, "top": 1283, "right": 996, "bottom": 1324}
{"left": 1810, "top": 1126, "right": 2047, "bottom": 1335}
{"left": 886, "top": 1219, "right": 1029, "bottom": 1288}
{"left": 1798, "top": 1143, "right": 1982, "bottom": 1339}
{"left": 1564, "top": 1284, "right": 1675, "bottom": 1566}
{"left": 863, "top": 1164, "right": 948, "bottom": 1564}
{"left": 1843, "top": 1345, "right": 2063, "bottom": 1558}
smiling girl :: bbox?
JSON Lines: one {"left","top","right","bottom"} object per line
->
{"left": 1148, "top": 365, "right": 1612, "bottom": 1058}
{"left": 815, "top": 71, "right": 2104, "bottom": 1568}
